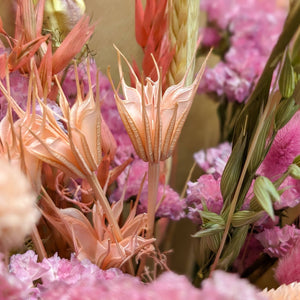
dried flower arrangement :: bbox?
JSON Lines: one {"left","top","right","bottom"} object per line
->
{"left": 0, "top": 0, "right": 299, "bottom": 299}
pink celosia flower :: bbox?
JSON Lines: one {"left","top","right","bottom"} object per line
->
{"left": 258, "top": 111, "right": 300, "bottom": 209}
{"left": 186, "top": 174, "right": 223, "bottom": 224}
{"left": 259, "top": 111, "right": 300, "bottom": 179}
{"left": 194, "top": 142, "right": 231, "bottom": 178}
{"left": 201, "top": 270, "right": 267, "bottom": 300}
{"left": 275, "top": 238, "right": 300, "bottom": 284}
{"left": 255, "top": 225, "right": 300, "bottom": 258}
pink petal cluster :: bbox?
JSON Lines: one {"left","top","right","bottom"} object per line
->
{"left": 255, "top": 225, "right": 300, "bottom": 258}
{"left": 200, "top": 270, "right": 267, "bottom": 300}
{"left": 275, "top": 237, "right": 300, "bottom": 284}
{"left": 0, "top": 254, "right": 28, "bottom": 300}
{"left": 258, "top": 111, "right": 300, "bottom": 209}
{"left": 3, "top": 251, "right": 268, "bottom": 300}
{"left": 9, "top": 250, "right": 124, "bottom": 298}
{"left": 194, "top": 142, "right": 231, "bottom": 178}
{"left": 185, "top": 174, "right": 223, "bottom": 224}
{"left": 199, "top": 0, "right": 287, "bottom": 102}
{"left": 138, "top": 183, "right": 186, "bottom": 221}
{"left": 111, "top": 159, "right": 185, "bottom": 221}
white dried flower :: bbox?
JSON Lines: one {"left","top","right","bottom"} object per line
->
{"left": 0, "top": 159, "right": 40, "bottom": 251}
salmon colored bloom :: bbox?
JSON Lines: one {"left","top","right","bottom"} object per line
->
{"left": 109, "top": 48, "right": 209, "bottom": 163}
{"left": 42, "top": 190, "right": 154, "bottom": 270}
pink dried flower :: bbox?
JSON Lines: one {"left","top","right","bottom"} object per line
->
{"left": 0, "top": 71, "right": 29, "bottom": 120}
{"left": 201, "top": 27, "right": 222, "bottom": 48}
{"left": 275, "top": 237, "right": 300, "bottom": 284}
{"left": 149, "top": 271, "right": 202, "bottom": 299}
{"left": 199, "top": 0, "right": 287, "bottom": 102}
{"left": 0, "top": 254, "right": 28, "bottom": 300}
{"left": 255, "top": 225, "right": 300, "bottom": 258}
{"left": 138, "top": 183, "right": 186, "bottom": 221}
{"left": 111, "top": 158, "right": 185, "bottom": 221}
{"left": 259, "top": 111, "right": 300, "bottom": 180}
{"left": 186, "top": 174, "right": 223, "bottom": 224}
{"left": 194, "top": 142, "right": 231, "bottom": 178}
{"left": 201, "top": 270, "right": 267, "bottom": 300}
{"left": 10, "top": 250, "right": 125, "bottom": 298}
{"left": 274, "top": 177, "right": 300, "bottom": 210}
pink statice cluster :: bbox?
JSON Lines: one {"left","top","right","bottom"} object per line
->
{"left": 185, "top": 174, "right": 223, "bottom": 224}
{"left": 0, "top": 70, "right": 29, "bottom": 120}
{"left": 199, "top": 0, "right": 287, "bottom": 102}
{"left": 7, "top": 250, "right": 124, "bottom": 299}
{"left": 110, "top": 159, "right": 185, "bottom": 221}
{"left": 194, "top": 141, "right": 231, "bottom": 179}
{"left": 255, "top": 224, "right": 300, "bottom": 258}
{"left": 200, "top": 270, "right": 267, "bottom": 300}
{"left": 1, "top": 250, "right": 268, "bottom": 300}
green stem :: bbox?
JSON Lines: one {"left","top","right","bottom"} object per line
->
{"left": 210, "top": 87, "right": 275, "bottom": 274}
{"left": 146, "top": 162, "right": 160, "bottom": 238}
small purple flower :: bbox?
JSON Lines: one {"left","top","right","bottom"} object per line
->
{"left": 199, "top": 0, "right": 287, "bottom": 103}
{"left": 138, "top": 183, "right": 186, "bottom": 221}
{"left": 194, "top": 142, "right": 231, "bottom": 179}
{"left": 186, "top": 174, "right": 223, "bottom": 224}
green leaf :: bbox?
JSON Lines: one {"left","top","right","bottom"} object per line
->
{"left": 192, "top": 224, "right": 224, "bottom": 238}
{"left": 221, "top": 133, "right": 246, "bottom": 204}
{"left": 206, "top": 232, "right": 222, "bottom": 253}
{"left": 248, "top": 114, "right": 272, "bottom": 173}
{"left": 217, "top": 225, "right": 249, "bottom": 270}
{"left": 279, "top": 52, "right": 296, "bottom": 98}
{"left": 200, "top": 211, "right": 225, "bottom": 226}
{"left": 232, "top": 210, "right": 265, "bottom": 227}
{"left": 291, "top": 28, "right": 300, "bottom": 67}
{"left": 288, "top": 163, "right": 300, "bottom": 179}
{"left": 293, "top": 155, "right": 300, "bottom": 167}
{"left": 275, "top": 97, "right": 299, "bottom": 131}
{"left": 253, "top": 176, "right": 280, "bottom": 220}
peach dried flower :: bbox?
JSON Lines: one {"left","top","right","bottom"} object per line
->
{"left": 0, "top": 158, "right": 39, "bottom": 251}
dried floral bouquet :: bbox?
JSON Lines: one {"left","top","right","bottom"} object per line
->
{"left": 0, "top": 0, "right": 299, "bottom": 299}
